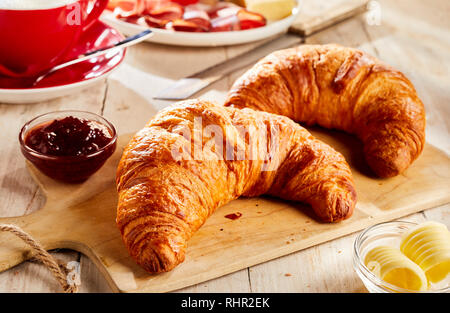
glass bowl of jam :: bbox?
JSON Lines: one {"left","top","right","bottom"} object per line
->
{"left": 19, "top": 111, "right": 117, "bottom": 183}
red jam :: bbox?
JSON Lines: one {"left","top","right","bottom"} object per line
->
{"left": 21, "top": 115, "right": 117, "bottom": 183}
{"left": 25, "top": 116, "right": 112, "bottom": 157}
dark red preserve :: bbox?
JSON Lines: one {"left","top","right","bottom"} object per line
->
{"left": 224, "top": 212, "right": 242, "bottom": 220}
{"left": 20, "top": 112, "right": 117, "bottom": 183}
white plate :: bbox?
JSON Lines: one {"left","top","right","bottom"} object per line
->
{"left": 101, "top": 2, "right": 301, "bottom": 47}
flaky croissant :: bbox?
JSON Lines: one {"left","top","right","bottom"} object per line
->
{"left": 116, "top": 100, "right": 356, "bottom": 273}
{"left": 225, "top": 44, "right": 426, "bottom": 178}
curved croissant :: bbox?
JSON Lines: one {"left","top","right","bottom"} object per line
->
{"left": 116, "top": 100, "right": 356, "bottom": 273}
{"left": 225, "top": 44, "right": 426, "bottom": 178}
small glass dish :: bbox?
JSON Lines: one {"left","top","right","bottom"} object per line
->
{"left": 353, "top": 221, "right": 450, "bottom": 293}
{"left": 19, "top": 110, "right": 117, "bottom": 183}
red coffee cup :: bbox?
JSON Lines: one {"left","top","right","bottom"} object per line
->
{"left": 0, "top": 0, "right": 109, "bottom": 78}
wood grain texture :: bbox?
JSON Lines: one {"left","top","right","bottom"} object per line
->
{"left": 290, "top": 0, "right": 369, "bottom": 36}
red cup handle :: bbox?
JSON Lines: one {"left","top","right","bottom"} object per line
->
{"left": 82, "top": 0, "right": 109, "bottom": 31}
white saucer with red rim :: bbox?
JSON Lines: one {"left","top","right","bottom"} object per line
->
{"left": 0, "top": 21, "right": 126, "bottom": 104}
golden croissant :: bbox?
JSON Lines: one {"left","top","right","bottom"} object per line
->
{"left": 225, "top": 44, "right": 426, "bottom": 177}
{"left": 116, "top": 100, "right": 356, "bottom": 273}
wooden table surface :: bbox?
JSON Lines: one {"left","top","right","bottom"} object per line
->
{"left": 0, "top": 0, "right": 448, "bottom": 292}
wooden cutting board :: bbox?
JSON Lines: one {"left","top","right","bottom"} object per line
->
{"left": 0, "top": 128, "right": 449, "bottom": 293}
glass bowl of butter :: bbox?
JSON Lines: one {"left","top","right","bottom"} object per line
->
{"left": 353, "top": 221, "right": 450, "bottom": 293}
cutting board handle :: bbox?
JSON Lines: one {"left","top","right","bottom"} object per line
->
{"left": 0, "top": 160, "right": 119, "bottom": 274}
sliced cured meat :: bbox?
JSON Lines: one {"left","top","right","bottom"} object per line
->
{"left": 237, "top": 9, "right": 266, "bottom": 30}
{"left": 182, "top": 8, "right": 211, "bottom": 31}
{"left": 171, "top": 19, "right": 208, "bottom": 32}
{"left": 211, "top": 14, "right": 240, "bottom": 32}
